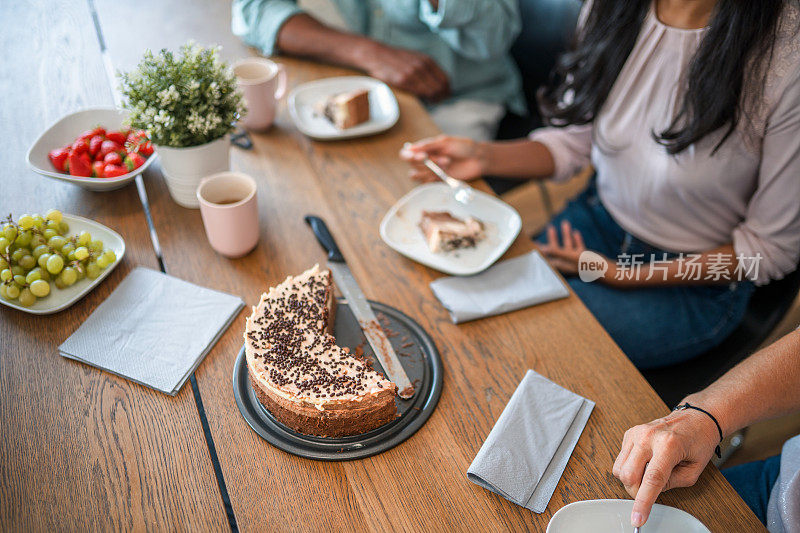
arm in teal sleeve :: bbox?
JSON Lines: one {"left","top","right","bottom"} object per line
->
{"left": 231, "top": 0, "right": 303, "bottom": 56}
{"left": 418, "top": 0, "right": 521, "bottom": 60}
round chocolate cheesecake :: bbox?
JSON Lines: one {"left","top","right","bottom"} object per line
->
{"left": 245, "top": 265, "right": 397, "bottom": 437}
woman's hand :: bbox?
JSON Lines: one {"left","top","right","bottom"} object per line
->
{"left": 538, "top": 220, "right": 615, "bottom": 277}
{"left": 613, "top": 409, "right": 721, "bottom": 528}
{"left": 400, "top": 135, "right": 487, "bottom": 182}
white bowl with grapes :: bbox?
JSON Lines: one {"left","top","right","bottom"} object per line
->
{"left": 0, "top": 210, "right": 125, "bottom": 314}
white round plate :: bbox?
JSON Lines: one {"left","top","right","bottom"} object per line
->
{"left": 380, "top": 183, "right": 522, "bottom": 276}
{"left": 288, "top": 76, "right": 399, "bottom": 140}
{"left": 26, "top": 106, "right": 156, "bottom": 191}
{"left": 0, "top": 214, "right": 125, "bottom": 315}
{"left": 547, "top": 499, "right": 711, "bottom": 533}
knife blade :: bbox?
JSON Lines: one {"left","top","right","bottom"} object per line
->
{"left": 305, "top": 215, "right": 415, "bottom": 399}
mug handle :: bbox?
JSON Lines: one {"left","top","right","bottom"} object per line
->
{"left": 274, "top": 64, "right": 287, "bottom": 100}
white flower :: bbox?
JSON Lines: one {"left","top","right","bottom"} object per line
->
{"left": 157, "top": 85, "right": 180, "bottom": 107}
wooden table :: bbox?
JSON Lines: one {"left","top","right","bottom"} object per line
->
{"left": 1, "top": 0, "right": 764, "bottom": 531}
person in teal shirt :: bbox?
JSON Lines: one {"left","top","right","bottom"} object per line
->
{"left": 232, "top": 0, "right": 526, "bottom": 140}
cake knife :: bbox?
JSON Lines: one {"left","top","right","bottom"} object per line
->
{"left": 305, "top": 215, "right": 415, "bottom": 399}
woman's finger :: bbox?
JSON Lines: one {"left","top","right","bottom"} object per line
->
{"left": 573, "top": 229, "right": 585, "bottom": 250}
{"left": 561, "top": 220, "right": 574, "bottom": 249}
{"left": 546, "top": 224, "right": 559, "bottom": 248}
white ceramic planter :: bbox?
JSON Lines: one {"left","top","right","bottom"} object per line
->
{"left": 156, "top": 137, "right": 230, "bottom": 208}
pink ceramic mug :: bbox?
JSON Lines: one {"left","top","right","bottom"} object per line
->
{"left": 197, "top": 172, "right": 259, "bottom": 258}
{"left": 234, "top": 58, "right": 287, "bottom": 131}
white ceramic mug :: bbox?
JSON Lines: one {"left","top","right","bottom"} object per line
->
{"left": 234, "top": 58, "right": 287, "bottom": 131}
{"left": 197, "top": 172, "right": 259, "bottom": 257}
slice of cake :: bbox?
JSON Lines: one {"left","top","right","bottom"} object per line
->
{"left": 419, "top": 211, "right": 485, "bottom": 253}
{"left": 245, "top": 265, "right": 397, "bottom": 437}
{"left": 321, "top": 89, "right": 370, "bottom": 129}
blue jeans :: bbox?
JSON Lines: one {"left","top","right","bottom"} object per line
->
{"left": 722, "top": 455, "right": 781, "bottom": 526}
{"left": 536, "top": 182, "right": 754, "bottom": 369}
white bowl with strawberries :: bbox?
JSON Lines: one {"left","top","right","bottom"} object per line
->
{"left": 26, "top": 107, "right": 157, "bottom": 191}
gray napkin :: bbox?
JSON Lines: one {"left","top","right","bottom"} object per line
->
{"left": 468, "top": 370, "right": 594, "bottom": 513}
{"left": 430, "top": 251, "right": 569, "bottom": 323}
{"left": 59, "top": 267, "right": 244, "bottom": 395}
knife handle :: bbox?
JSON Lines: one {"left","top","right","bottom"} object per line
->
{"left": 304, "top": 215, "right": 345, "bottom": 263}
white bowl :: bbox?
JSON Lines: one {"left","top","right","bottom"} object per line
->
{"left": 0, "top": 214, "right": 125, "bottom": 315}
{"left": 547, "top": 500, "right": 711, "bottom": 533}
{"left": 288, "top": 76, "right": 399, "bottom": 140}
{"left": 26, "top": 107, "right": 156, "bottom": 191}
{"left": 380, "top": 183, "right": 522, "bottom": 276}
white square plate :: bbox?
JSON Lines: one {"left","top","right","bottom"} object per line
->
{"left": 1, "top": 214, "right": 125, "bottom": 315}
{"left": 380, "top": 183, "right": 522, "bottom": 276}
{"left": 288, "top": 76, "right": 399, "bottom": 140}
{"left": 27, "top": 106, "right": 156, "bottom": 191}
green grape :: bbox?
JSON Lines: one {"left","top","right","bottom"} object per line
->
{"left": 0, "top": 237, "right": 9, "bottom": 253}
{"left": 37, "top": 253, "right": 51, "bottom": 269}
{"left": 74, "top": 246, "right": 90, "bottom": 261}
{"left": 5, "top": 283, "right": 20, "bottom": 299}
{"left": 0, "top": 257, "right": 7, "bottom": 270}
{"left": 0, "top": 284, "right": 7, "bottom": 299}
{"left": 60, "top": 267, "right": 77, "bottom": 286}
{"left": 39, "top": 269, "right": 50, "bottom": 281}
{"left": 43, "top": 228, "right": 58, "bottom": 240}
{"left": 61, "top": 243, "right": 75, "bottom": 256}
{"left": 10, "top": 265, "right": 23, "bottom": 276}
{"left": 77, "top": 231, "right": 91, "bottom": 246}
{"left": 45, "top": 219, "right": 59, "bottom": 231}
{"left": 0, "top": 269, "right": 11, "bottom": 282}
{"left": 2, "top": 224, "right": 17, "bottom": 241}
{"left": 45, "top": 209, "right": 63, "bottom": 223}
{"left": 18, "top": 254, "right": 35, "bottom": 270}
{"left": 30, "top": 279, "right": 50, "bottom": 297}
{"left": 11, "top": 248, "right": 27, "bottom": 262}
{"left": 13, "top": 274, "right": 26, "bottom": 286}
{"left": 18, "top": 288, "right": 35, "bottom": 307}
{"left": 29, "top": 234, "right": 46, "bottom": 248}
{"left": 45, "top": 254, "right": 64, "bottom": 274}
{"left": 74, "top": 265, "right": 86, "bottom": 281}
{"left": 25, "top": 268, "right": 42, "bottom": 284}
{"left": 89, "top": 240, "right": 103, "bottom": 252}
{"left": 47, "top": 235, "right": 67, "bottom": 250}
{"left": 85, "top": 261, "right": 100, "bottom": 280}
{"left": 32, "top": 244, "right": 49, "bottom": 259}
{"left": 31, "top": 215, "right": 45, "bottom": 229}
{"left": 58, "top": 221, "right": 69, "bottom": 234}
{"left": 54, "top": 276, "right": 66, "bottom": 290}
{"left": 14, "top": 230, "right": 32, "bottom": 247}
{"left": 101, "top": 250, "right": 117, "bottom": 264}
{"left": 66, "top": 250, "right": 76, "bottom": 261}
{"left": 17, "top": 214, "right": 33, "bottom": 230}
{"left": 96, "top": 255, "right": 111, "bottom": 268}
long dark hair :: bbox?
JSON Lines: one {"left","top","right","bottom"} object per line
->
{"left": 538, "top": 0, "right": 786, "bottom": 154}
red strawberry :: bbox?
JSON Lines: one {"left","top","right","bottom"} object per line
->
{"left": 77, "top": 129, "right": 95, "bottom": 140}
{"left": 123, "top": 152, "right": 146, "bottom": 171}
{"left": 98, "top": 140, "right": 123, "bottom": 159}
{"left": 89, "top": 135, "right": 104, "bottom": 158}
{"left": 92, "top": 161, "right": 105, "bottom": 178}
{"left": 91, "top": 126, "right": 106, "bottom": 137}
{"left": 72, "top": 138, "right": 89, "bottom": 155}
{"left": 48, "top": 148, "right": 70, "bottom": 172}
{"left": 103, "top": 152, "right": 122, "bottom": 165}
{"left": 104, "top": 164, "right": 128, "bottom": 178}
{"left": 106, "top": 131, "right": 126, "bottom": 144}
{"left": 68, "top": 151, "right": 93, "bottom": 177}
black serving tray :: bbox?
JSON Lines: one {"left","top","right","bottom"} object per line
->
{"left": 232, "top": 298, "right": 443, "bottom": 461}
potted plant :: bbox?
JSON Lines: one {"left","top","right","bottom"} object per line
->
{"left": 119, "top": 43, "right": 244, "bottom": 208}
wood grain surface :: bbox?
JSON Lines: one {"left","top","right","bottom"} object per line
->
{"left": 37, "top": 0, "right": 767, "bottom": 531}
{"left": 0, "top": 1, "right": 228, "bottom": 530}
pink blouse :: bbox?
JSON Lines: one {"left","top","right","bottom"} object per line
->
{"left": 530, "top": 2, "right": 800, "bottom": 284}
